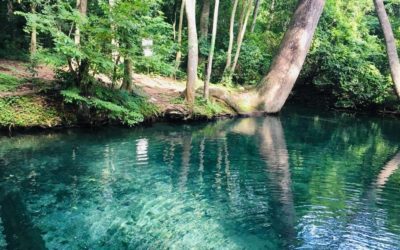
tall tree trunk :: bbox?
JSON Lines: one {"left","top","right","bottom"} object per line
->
{"left": 7, "top": 0, "right": 16, "bottom": 41}
{"left": 230, "top": 0, "right": 253, "bottom": 75}
{"left": 267, "top": 0, "right": 275, "bottom": 30}
{"left": 6, "top": 0, "right": 13, "bottom": 22}
{"left": 223, "top": 0, "right": 240, "bottom": 74}
{"left": 184, "top": 0, "right": 199, "bottom": 105}
{"left": 30, "top": 3, "right": 37, "bottom": 55}
{"left": 109, "top": 0, "right": 120, "bottom": 87}
{"left": 257, "top": 0, "right": 325, "bottom": 113}
{"left": 109, "top": 0, "right": 118, "bottom": 62}
{"left": 204, "top": 0, "right": 220, "bottom": 99}
{"left": 199, "top": 0, "right": 210, "bottom": 80}
{"left": 199, "top": 0, "right": 210, "bottom": 40}
{"left": 74, "top": 0, "right": 88, "bottom": 45}
{"left": 250, "top": 0, "right": 261, "bottom": 33}
{"left": 374, "top": 0, "right": 400, "bottom": 98}
{"left": 174, "top": 0, "right": 186, "bottom": 77}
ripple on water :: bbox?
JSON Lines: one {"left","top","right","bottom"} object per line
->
{"left": 0, "top": 115, "right": 400, "bottom": 249}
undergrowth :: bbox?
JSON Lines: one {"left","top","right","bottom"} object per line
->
{"left": 172, "top": 96, "right": 232, "bottom": 118}
{"left": 61, "top": 86, "right": 159, "bottom": 126}
{"left": 0, "top": 73, "right": 23, "bottom": 91}
{"left": 0, "top": 96, "right": 61, "bottom": 127}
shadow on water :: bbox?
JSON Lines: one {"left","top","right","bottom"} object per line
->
{"left": 258, "top": 117, "right": 296, "bottom": 245}
{"left": 0, "top": 188, "right": 46, "bottom": 250}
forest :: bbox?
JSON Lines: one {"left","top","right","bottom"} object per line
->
{"left": 2, "top": 1, "right": 400, "bottom": 249}
{"left": 1, "top": 0, "right": 400, "bottom": 129}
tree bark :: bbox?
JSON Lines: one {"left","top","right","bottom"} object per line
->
{"left": 257, "top": 0, "right": 326, "bottom": 113}
{"left": 74, "top": 0, "right": 88, "bottom": 45}
{"left": 30, "top": 3, "right": 37, "bottom": 55}
{"left": 199, "top": 0, "right": 210, "bottom": 40}
{"left": 6, "top": 0, "right": 13, "bottom": 22}
{"left": 174, "top": 0, "right": 186, "bottom": 77}
{"left": 223, "top": 0, "right": 240, "bottom": 74}
{"left": 184, "top": 0, "right": 199, "bottom": 105}
{"left": 121, "top": 58, "right": 134, "bottom": 91}
{"left": 204, "top": 0, "right": 220, "bottom": 99}
{"left": 230, "top": 0, "right": 253, "bottom": 75}
{"left": 374, "top": 0, "right": 400, "bottom": 98}
{"left": 250, "top": 0, "right": 261, "bottom": 33}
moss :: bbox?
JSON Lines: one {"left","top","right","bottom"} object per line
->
{"left": 193, "top": 97, "right": 233, "bottom": 118}
{"left": 0, "top": 96, "right": 62, "bottom": 128}
{"left": 0, "top": 73, "right": 23, "bottom": 92}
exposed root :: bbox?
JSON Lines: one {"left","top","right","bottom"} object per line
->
{"left": 209, "top": 87, "right": 260, "bottom": 115}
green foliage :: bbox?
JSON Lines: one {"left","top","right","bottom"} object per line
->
{"left": 193, "top": 97, "right": 231, "bottom": 118}
{"left": 303, "top": 0, "right": 394, "bottom": 108}
{"left": 0, "top": 96, "right": 61, "bottom": 127}
{"left": 233, "top": 36, "right": 271, "bottom": 85}
{"left": 61, "top": 86, "right": 159, "bottom": 126}
{"left": 17, "top": 0, "right": 174, "bottom": 88}
{"left": 5, "top": 0, "right": 400, "bottom": 114}
{"left": 171, "top": 96, "right": 231, "bottom": 118}
{"left": 0, "top": 73, "right": 23, "bottom": 91}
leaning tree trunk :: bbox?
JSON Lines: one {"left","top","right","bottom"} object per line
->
{"left": 374, "top": 0, "right": 400, "bottom": 98}
{"left": 174, "top": 0, "right": 186, "bottom": 77}
{"left": 223, "top": 0, "right": 239, "bottom": 74}
{"left": 184, "top": 0, "right": 199, "bottom": 105}
{"left": 204, "top": 0, "right": 220, "bottom": 99}
{"left": 257, "top": 0, "right": 325, "bottom": 113}
{"left": 30, "top": 3, "right": 37, "bottom": 55}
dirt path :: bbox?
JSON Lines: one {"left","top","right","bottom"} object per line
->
{"left": 0, "top": 60, "right": 234, "bottom": 115}
{"left": 0, "top": 59, "right": 55, "bottom": 81}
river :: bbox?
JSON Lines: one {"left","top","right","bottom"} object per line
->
{"left": 0, "top": 108, "right": 400, "bottom": 249}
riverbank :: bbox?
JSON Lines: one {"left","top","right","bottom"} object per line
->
{"left": 2, "top": 59, "right": 400, "bottom": 134}
{"left": 0, "top": 60, "right": 236, "bottom": 133}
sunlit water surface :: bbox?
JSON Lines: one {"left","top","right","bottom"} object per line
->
{"left": 1, "top": 108, "right": 400, "bottom": 249}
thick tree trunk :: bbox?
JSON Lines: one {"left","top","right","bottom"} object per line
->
{"left": 374, "top": 0, "right": 400, "bottom": 98}
{"left": 199, "top": 0, "right": 210, "bottom": 40}
{"left": 250, "top": 0, "right": 261, "bottom": 33}
{"left": 184, "top": 0, "right": 199, "bottom": 105}
{"left": 223, "top": 0, "right": 240, "bottom": 74}
{"left": 230, "top": 0, "right": 253, "bottom": 74}
{"left": 174, "top": 0, "right": 186, "bottom": 76}
{"left": 74, "top": 0, "right": 88, "bottom": 45}
{"left": 257, "top": 0, "right": 325, "bottom": 113}
{"left": 204, "top": 0, "right": 220, "bottom": 99}
{"left": 30, "top": 3, "right": 37, "bottom": 55}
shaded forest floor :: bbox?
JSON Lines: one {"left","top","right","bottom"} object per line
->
{"left": 0, "top": 60, "right": 235, "bottom": 131}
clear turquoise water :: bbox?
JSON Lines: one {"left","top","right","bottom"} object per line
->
{"left": 1, "top": 108, "right": 400, "bottom": 249}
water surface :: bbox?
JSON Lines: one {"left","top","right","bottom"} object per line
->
{"left": 1, "top": 109, "right": 400, "bottom": 249}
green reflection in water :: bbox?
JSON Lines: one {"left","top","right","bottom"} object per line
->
{"left": 0, "top": 109, "right": 400, "bottom": 249}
